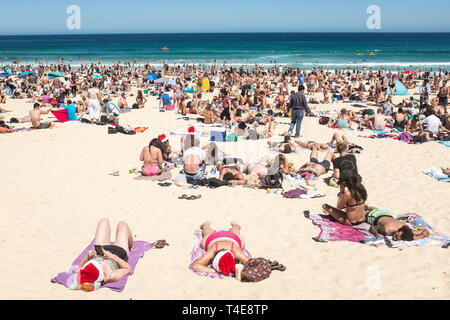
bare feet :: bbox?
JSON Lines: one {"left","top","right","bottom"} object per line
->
{"left": 231, "top": 221, "right": 241, "bottom": 231}
{"left": 200, "top": 221, "right": 211, "bottom": 230}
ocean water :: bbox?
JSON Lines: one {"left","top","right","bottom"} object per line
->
{"left": 0, "top": 33, "right": 449, "bottom": 70}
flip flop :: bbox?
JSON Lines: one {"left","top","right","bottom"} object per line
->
{"left": 109, "top": 170, "right": 120, "bottom": 176}
{"left": 152, "top": 239, "right": 169, "bottom": 249}
{"left": 158, "top": 182, "right": 172, "bottom": 187}
{"left": 270, "top": 261, "right": 286, "bottom": 272}
{"left": 178, "top": 194, "right": 188, "bottom": 199}
{"left": 187, "top": 195, "right": 201, "bottom": 200}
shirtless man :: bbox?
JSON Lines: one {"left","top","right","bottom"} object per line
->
{"left": 366, "top": 207, "right": 430, "bottom": 241}
{"left": 29, "top": 103, "right": 55, "bottom": 129}
{"left": 297, "top": 145, "right": 334, "bottom": 177}
{"left": 267, "top": 131, "right": 297, "bottom": 154}
{"left": 364, "top": 108, "right": 388, "bottom": 130}
{"left": 437, "top": 80, "right": 449, "bottom": 107}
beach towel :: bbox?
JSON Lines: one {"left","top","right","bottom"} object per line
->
{"left": 51, "top": 240, "right": 152, "bottom": 292}
{"left": 134, "top": 170, "right": 172, "bottom": 181}
{"left": 306, "top": 213, "right": 372, "bottom": 243}
{"left": 189, "top": 230, "right": 252, "bottom": 279}
{"left": 360, "top": 214, "right": 450, "bottom": 248}
{"left": 423, "top": 167, "right": 450, "bottom": 182}
{"left": 134, "top": 127, "right": 148, "bottom": 133}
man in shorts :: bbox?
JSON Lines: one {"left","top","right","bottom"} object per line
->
{"left": 29, "top": 103, "right": 55, "bottom": 129}
{"left": 297, "top": 145, "right": 334, "bottom": 177}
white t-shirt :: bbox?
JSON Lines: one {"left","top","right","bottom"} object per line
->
{"left": 423, "top": 115, "right": 441, "bottom": 133}
{"left": 88, "top": 88, "right": 100, "bottom": 101}
{"left": 183, "top": 147, "right": 206, "bottom": 162}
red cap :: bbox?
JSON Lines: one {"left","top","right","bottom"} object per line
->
{"left": 80, "top": 263, "right": 101, "bottom": 284}
{"left": 188, "top": 126, "right": 195, "bottom": 133}
{"left": 158, "top": 134, "right": 168, "bottom": 143}
{"left": 218, "top": 252, "right": 236, "bottom": 275}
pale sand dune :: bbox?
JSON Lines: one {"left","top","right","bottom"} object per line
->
{"left": 0, "top": 86, "right": 449, "bottom": 300}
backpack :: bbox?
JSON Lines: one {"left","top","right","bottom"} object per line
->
{"left": 319, "top": 116, "right": 329, "bottom": 125}
{"left": 399, "top": 131, "right": 411, "bottom": 142}
{"left": 261, "top": 170, "right": 283, "bottom": 189}
{"left": 241, "top": 258, "right": 286, "bottom": 282}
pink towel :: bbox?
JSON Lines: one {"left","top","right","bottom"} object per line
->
{"left": 307, "top": 214, "right": 372, "bottom": 242}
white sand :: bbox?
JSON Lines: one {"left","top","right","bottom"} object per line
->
{"left": 0, "top": 85, "right": 449, "bottom": 300}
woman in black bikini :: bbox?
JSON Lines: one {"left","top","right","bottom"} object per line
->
{"left": 322, "top": 169, "right": 367, "bottom": 226}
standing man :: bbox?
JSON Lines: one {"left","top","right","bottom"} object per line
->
{"left": 419, "top": 79, "right": 430, "bottom": 107}
{"left": 287, "top": 85, "right": 310, "bottom": 138}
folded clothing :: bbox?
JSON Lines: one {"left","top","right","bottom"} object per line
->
{"left": 423, "top": 167, "right": 450, "bottom": 181}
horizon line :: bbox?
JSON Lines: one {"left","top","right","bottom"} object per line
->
{"left": 1, "top": 31, "right": 450, "bottom": 37}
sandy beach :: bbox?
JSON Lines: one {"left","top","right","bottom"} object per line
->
{"left": 1, "top": 83, "right": 449, "bottom": 300}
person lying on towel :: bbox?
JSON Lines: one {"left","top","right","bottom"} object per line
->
{"left": 365, "top": 208, "right": 430, "bottom": 241}
{"left": 192, "top": 221, "right": 249, "bottom": 275}
{"left": 69, "top": 218, "right": 135, "bottom": 291}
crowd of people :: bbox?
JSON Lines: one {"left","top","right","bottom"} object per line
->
{"left": 2, "top": 61, "right": 448, "bottom": 285}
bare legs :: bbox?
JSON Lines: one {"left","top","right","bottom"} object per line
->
{"left": 199, "top": 221, "right": 245, "bottom": 250}
{"left": 322, "top": 204, "right": 352, "bottom": 226}
{"left": 94, "top": 218, "right": 135, "bottom": 255}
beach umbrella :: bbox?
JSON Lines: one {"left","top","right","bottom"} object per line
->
{"left": 4, "top": 67, "right": 12, "bottom": 75}
{"left": 155, "top": 77, "right": 169, "bottom": 84}
{"left": 403, "top": 70, "right": 417, "bottom": 74}
{"left": 17, "top": 71, "right": 35, "bottom": 78}
{"left": 48, "top": 71, "right": 65, "bottom": 78}
{"left": 0, "top": 73, "right": 10, "bottom": 77}
{"left": 167, "top": 79, "right": 176, "bottom": 85}
{"left": 147, "top": 73, "right": 157, "bottom": 81}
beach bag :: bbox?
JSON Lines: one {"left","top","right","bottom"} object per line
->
{"left": 319, "top": 116, "right": 329, "bottom": 125}
{"left": 227, "top": 133, "right": 238, "bottom": 142}
{"left": 166, "top": 105, "right": 174, "bottom": 111}
{"left": 241, "top": 258, "right": 285, "bottom": 282}
{"left": 261, "top": 170, "right": 283, "bottom": 189}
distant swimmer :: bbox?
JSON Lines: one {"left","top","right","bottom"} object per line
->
{"left": 161, "top": 46, "right": 169, "bottom": 51}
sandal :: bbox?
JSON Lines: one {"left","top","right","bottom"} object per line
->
{"left": 187, "top": 195, "right": 201, "bottom": 200}
{"left": 109, "top": 170, "right": 120, "bottom": 176}
{"left": 158, "top": 182, "right": 172, "bottom": 187}
{"left": 152, "top": 239, "right": 169, "bottom": 249}
{"left": 270, "top": 261, "right": 286, "bottom": 272}
{"left": 178, "top": 194, "right": 188, "bottom": 199}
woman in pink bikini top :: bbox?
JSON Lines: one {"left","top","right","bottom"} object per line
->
{"left": 192, "top": 221, "right": 250, "bottom": 276}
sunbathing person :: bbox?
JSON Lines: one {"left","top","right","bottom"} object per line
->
{"left": 297, "top": 145, "right": 334, "bottom": 177}
{"left": 294, "top": 138, "right": 329, "bottom": 151}
{"left": 70, "top": 218, "right": 135, "bottom": 291}
{"left": 29, "top": 103, "right": 55, "bottom": 129}
{"left": 243, "top": 154, "right": 290, "bottom": 178}
{"left": 140, "top": 138, "right": 164, "bottom": 176}
{"left": 441, "top": 167, "right": 450, "bottom": 176}
{"left": 366, "top": 208, "right": 430, "bottom": 241}
{"left": 267, "top": 131, "right": 297, "bottom": 153}
{"left": 192, "top": 221, "right": 249, "bottom": 275}
{"left": 217, "top": 163, "right": 245, "bottom": 185}
{"left": 322, "top": 169, "right": 367, "bottom": 226}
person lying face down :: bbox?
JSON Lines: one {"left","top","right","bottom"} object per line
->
{"left": 217, "top": 163, "right": 245, "bottom": 185}
{"left": 365, "top": 208, "right": 430, "bottom": 241}
{"left": 192, "top": 221, "right": 249, "bottom": 275}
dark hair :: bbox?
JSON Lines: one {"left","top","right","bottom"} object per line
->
{"left": 298, "top": 85, "right": 305, "bottom": 92}
{"left": 283, "top": 144, "right": 292, "bottom": 153}
{"left": 149, "top": 138, "right": 163, "bottom": 150}
{"left": 223, "top": 172, "right": 235, "bottom": 181}
{"left": 399, "top": 225, "right": 414, "bottom": 241}
{"left": 340, "top": 169, "right": 367, "bottom": 203}
{"left": 283, "top": 135, "right": 291, "bottom": 143}
{"left": 33, "top": 102, "right": 40, "bottom": 108}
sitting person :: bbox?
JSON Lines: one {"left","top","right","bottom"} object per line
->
{"left": 321, "top": 169, "right": 367, "bottom": 226}
{"left": 182, "top": 135, "right": 206, "bottom": 179}
{"left": 366, "top": 208, "right": 430, "bottom": 241}
{"left": 217, "top": 163, "right": 245, "bottom": 185}
{"left": 140, "top": 138, "right": 164, "bottom": 176}
{"left": 158, "top": 134, "right": 173, "bottom": 162}
{"left": 29, "top": 103, "right": 55, "bottom": 129}
{"left": 393, "top": 107, "right": 408, "bottom": 131}
{"left": 297, "top": 145, "right": 334, "bottom": 177}
{"left": 203, "top": 103, "right": 218, "bottom": 124}
{"left": 69, "top": 218, "right": 134, "bottom": 291}
{"left": 331, "top": 142, "right": 359, "bottom": 180}
{"left": 267, "top": 131, "right": 297, "bottom": 154}
{"left": 363, "top": 108, "right": 389, "bottom": 131}
{"left": 117, "top": 93, "right": 129, "bottom": 109}
{"left": 192, "top": 221, "right": 249, "bottom": 275}
{"left": 335, "top": 108, "right": 351, "bottom": 128}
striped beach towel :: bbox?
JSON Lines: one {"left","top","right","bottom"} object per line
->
{"left": 189, "top": 230, "right": 252, "bottom": 279}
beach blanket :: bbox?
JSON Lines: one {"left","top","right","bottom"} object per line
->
{"left": 189, "top": 230, "right": 252, "bottom": 279}
{"left": 423, "top": 167, "right": 450, "bottom": 182}
{"left": 51, "top": 240, "right": 152, "bottom": 292}
{"left": 361, "top": 214, "right": 450, "bottom": 248}
{"left": 306, "top": 213, "right": 372, "bottom": 242}
{"left": 134, "top": 170, "right": 172, "bottom": 181}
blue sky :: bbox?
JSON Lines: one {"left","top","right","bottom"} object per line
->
{"left": 0, "top": 0, "right": 449, "bottom": 35}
